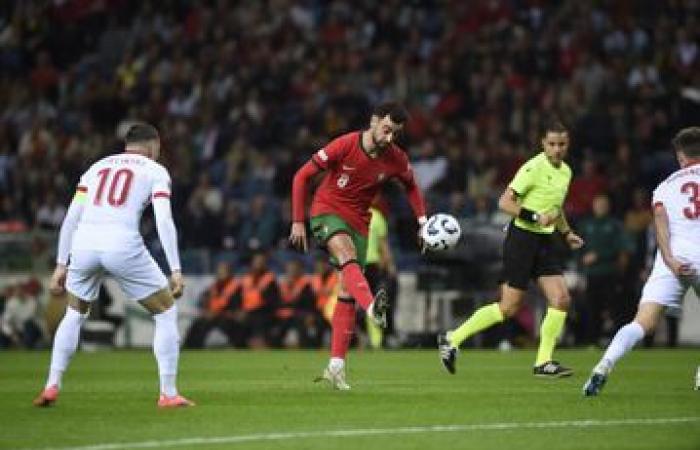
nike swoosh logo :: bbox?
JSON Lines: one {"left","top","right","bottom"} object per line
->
{"left": 342, "top": 165, "right": 356, "bottom": 171}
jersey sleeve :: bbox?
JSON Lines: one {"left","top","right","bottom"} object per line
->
{"left": 651, "top": 183, "right": 666, "bottom": 209}
{"left": 311, "top": 135, "right": 349, "bottom": 171}
{"left": 508, "top": 160, "right": 536, "bottom": 196}
{"left": 151, "top": 165, "right": 172, "bottom": 200}
{"left": 393, "top": 151, "right": 427, "bottom": 220}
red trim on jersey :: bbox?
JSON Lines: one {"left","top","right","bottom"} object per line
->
{"left": 152, "top": 192, "right": 171, "bottom": 199}
{"left": 76, "top": 186, "right": 88, "bottom": 193}
{"left": 652, "top": 201, "right": 664, "bottom": 209}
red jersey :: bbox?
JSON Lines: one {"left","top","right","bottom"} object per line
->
{"left": 309, "top": 132, "right": 418, "bottom": 235}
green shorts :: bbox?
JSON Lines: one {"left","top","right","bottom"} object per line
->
{"left": 310, "top": 214, "right": 368, "bottom": 268}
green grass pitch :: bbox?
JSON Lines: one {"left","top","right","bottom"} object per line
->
{"left": 1, "top": 349, "right": 698, "bottom": 450}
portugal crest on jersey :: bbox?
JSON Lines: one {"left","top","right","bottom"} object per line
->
{"left": 337, "top": 173, "right": 350, "bottom": 188}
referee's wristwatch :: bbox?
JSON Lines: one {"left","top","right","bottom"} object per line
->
{"left": 518, "top": 207, "right": 539, "bottom": 223}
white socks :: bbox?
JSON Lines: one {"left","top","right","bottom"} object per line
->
{"left": 46, "top": 307, "right": 88, "bottom": 389}
{"left": 153, "top": 305, "right": 180, "bottom": 397}
{"left": 595, "top": 322, "right": 645, "bottom": 375}
{"left": 329, "top": 357, "right": 345, "bottom": 372}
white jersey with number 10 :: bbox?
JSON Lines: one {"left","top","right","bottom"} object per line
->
{"left": 72, "top": 153, "right": 172, "bottom": 252}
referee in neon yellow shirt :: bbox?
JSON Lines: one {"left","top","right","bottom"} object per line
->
{"left": 438, "top": 119, "right": 585, "bottom": 377}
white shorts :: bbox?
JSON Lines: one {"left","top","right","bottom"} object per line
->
{"left": 66, "top": 247, "right": 168, "bottom": 302}
{"left": 640, "top": 255, "right": 700, "bottom": 309}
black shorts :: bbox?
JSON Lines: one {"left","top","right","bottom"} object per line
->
{"left": 502, "top": 224, "right": 563, "bottom": 290}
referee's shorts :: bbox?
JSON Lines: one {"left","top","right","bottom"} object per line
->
{"left": 502, "top": 223, "right": 563, "bottom": 290}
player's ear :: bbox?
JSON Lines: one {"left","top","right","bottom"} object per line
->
{"left": 677, "top": 151, "right": 686, "bottom": 167}
{"left": 370, "top": 115, "right": 379, "bottom": 128}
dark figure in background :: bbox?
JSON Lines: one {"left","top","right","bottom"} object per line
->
{"left": 578, "top": 194, "right": 627, "bottom": 346}
{"left": 230, "top": 252, "right": 277, "bottom": 348}
{"left": 184, "top": 261, "right": 241, "bottom": 348}
{"left": 270, "top": 260, "right": 323, "bottom": 348}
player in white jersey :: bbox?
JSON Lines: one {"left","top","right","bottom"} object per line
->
{"left": 584, "top": 126, "right": 700, "bottom": 396}
{"left": 33, "top": 123, "right": 194, "bottom": 408}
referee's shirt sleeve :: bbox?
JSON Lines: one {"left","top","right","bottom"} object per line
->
{"left": 508, "top": 160, "right": 535, "bottom": 196}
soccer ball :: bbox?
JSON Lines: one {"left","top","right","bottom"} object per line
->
{"left": 421, "top": 213, "right": 462, "bottom": 251}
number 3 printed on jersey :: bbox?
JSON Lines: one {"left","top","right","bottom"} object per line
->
{"left": 94, "top": 168, "right": 134, "bottom": 206}
{"left": 681, "top": 181, "right": 700, "bottom": 219}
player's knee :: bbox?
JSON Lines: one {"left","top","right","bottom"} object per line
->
{"left": 549, "top": 291, "right": 571, "bottom": 310}
{"left": 139, "top": 288, "right": 174, "bottom": 314}
{"left": 498, "top": 299, "right": 521, "bottom": 318}
{"left": 67, "top": 295, "right": 91, "bottom": 315}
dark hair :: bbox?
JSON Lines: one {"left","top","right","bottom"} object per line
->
{"left": 672, "top": 127, "right": 700, "bottom": 158}
{"left": 372, "top": 101, "right": 409, "bottom": 125}
{"left": 542, "top": 116, "right": 569, "bottom": 135}
{"left": 124, "top": 122, "right": 159, "bottom": 144}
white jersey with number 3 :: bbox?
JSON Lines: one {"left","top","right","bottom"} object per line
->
{"left": 652, "top": 163, "right": 700, "bottom": 261}
{"left": 72, "top": 153, "right": 171, "bottom": 252}
{"left": 641, "top": 163, "right": 700, "bottom": 307}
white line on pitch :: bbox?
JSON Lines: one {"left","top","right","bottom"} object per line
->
{"left": 29, "top": 417, "right": 700, "bottom": 450}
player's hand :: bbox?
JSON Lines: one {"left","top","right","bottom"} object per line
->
{"left": 289, "top": 222, "right": 308, "bottom": 252}
{"left": 665, "top": 258, "right": 696, "bottom": 278}
{"left": 582, "top": 250, "right": 597, "bottom": 265}
{"left": 49, "top": 264, "right": 67, "bottom": 296}
{"left": 566, "top": 233, "right": 584, "bottom": 251}
{"left": 537, "top": 212, "right": 557, "bottom": 227}
{"left": 170, "top": 270, "right": 185, "bottom": 299}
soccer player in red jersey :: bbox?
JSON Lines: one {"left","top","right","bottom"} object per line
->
{"left": 290, "top": 102, "right": 427, "bottom": 389}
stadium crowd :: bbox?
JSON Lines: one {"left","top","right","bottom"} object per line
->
{"left": 0, "top": 0, "right": 698, "bottom": 348}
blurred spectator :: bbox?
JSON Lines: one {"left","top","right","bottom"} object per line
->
{"left": 184, "top": 173, "right": 223, "bottom": 248}
{"left": 237, "top": 194, "right": 280, "bottom": 256}
{"left": 567, "top": 156, "right": 608, "bottom": 220}
{"left": 310, "top": 256, "right": 339, "bottom": 325}
{"left": 232, "top": 252, "right": 277, "bottom": 348}
{"left": 270, "top": 259, "right": 322, "bottom": 348}
{"left": 577, "top": 194, "right": 627, "bottom": 346}
{"left": 0, "top": 279, "right": 43, "bottom": 348}
{"left": 184, "top": 261, "right": 241, "bottom": 348}
{"left": 35, "top": 192, "right": 66, "bottom": 230}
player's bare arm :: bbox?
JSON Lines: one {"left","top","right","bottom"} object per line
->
{"left": 498, "top": 188, "right": 557, "bottom": 227}
{"left": 555, "top": 212, "right": 584, "bottom": 250}
{"left": 653, "top": 202, "right": 695, "bottom": 277}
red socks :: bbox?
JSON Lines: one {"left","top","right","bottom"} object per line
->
{"left": 340, "top": 262, "right": 373, "bottom": 310}
{"left": 330, "top": 299, "right": 356, "bottom": 359}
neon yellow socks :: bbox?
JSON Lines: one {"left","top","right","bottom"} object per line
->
{"left": 535, "top": 307, "right": 567, "bottom": 366}
{"left": 448, "top": 303, "right": 504, "bottom": 347}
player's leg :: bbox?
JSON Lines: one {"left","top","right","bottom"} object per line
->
{"left": 34, "top": 250, "right": 100, "bottom": 407}
{"left": 138, "top": 288, "right": 192, "bottom": 406}
{"left": 583, "top": 263, "right": 684, "bottom": 396}
{"left": 326, "top": 234, "right": 372, "bottom": 307}
{"left": 583, "top": 302, "right": 663, "bottom": 396}
{"left": 438, "top": 284, "right": 519, "bottom": 374}
{"left": 34, "top": 294, "right": 91, "bottom": 407}
{"left": 317, "top": 274, "right": 354, "bottom": 390}
{"left": 439, "top": 224, "right": 533, "bottom": 374}
{"left": 310, "top": 214, "right": 386, "bottom": 324}
{"left": 533, "top": 274, "right": 573, "bottom": 377}
{"left": 108, "top": 248, "right": 193, "bottom": 407}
